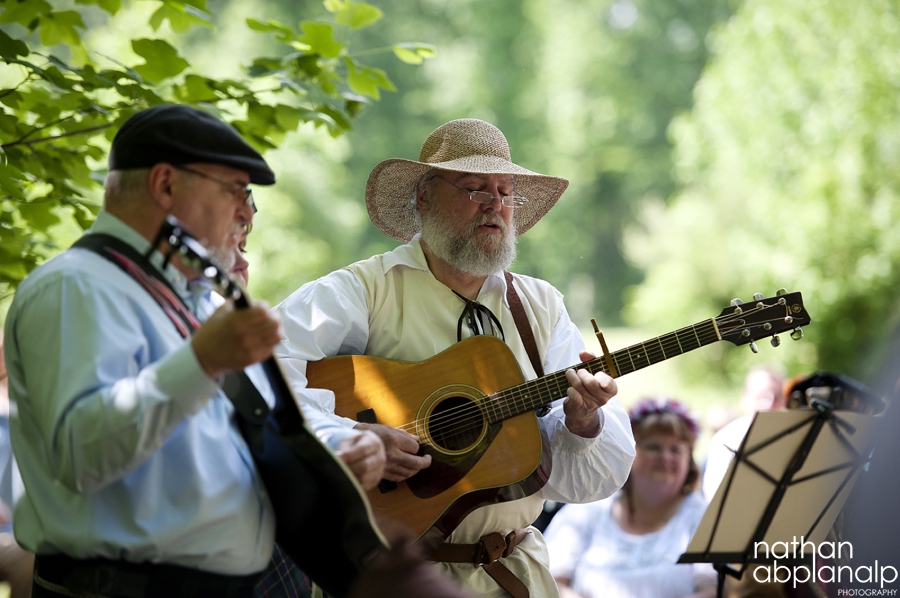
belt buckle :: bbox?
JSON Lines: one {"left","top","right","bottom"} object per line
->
{"left": 475, "top": 532, "right": 507, "bottom": 566}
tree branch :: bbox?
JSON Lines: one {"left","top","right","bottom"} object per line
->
{"left": 1, "top": 123, "right": 113, "bottom": 149}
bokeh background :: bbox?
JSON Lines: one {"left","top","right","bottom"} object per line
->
{"left": 3, "top": 0, "right": 900, "bottom": 448}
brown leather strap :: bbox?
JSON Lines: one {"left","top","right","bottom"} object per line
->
{"left": 504, "top": 271, "right": 544, "bottom": 378}
{"left": 429, "top": 530, "right": 530, "bottom": 598}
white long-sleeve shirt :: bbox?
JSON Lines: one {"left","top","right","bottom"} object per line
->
{"left": 274, "top": 235, "right": 635, "bottom": 597}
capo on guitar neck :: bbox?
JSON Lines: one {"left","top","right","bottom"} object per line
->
{"left": 591, "top": 319, "right": 619, "bottom": 378}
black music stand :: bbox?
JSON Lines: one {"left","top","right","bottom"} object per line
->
{"left": 679, "top": 400, "right": 876, "bottom": 597}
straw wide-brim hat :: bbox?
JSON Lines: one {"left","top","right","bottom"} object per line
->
{"left": 365, "top": 118, "right": 569, "bottom": 242}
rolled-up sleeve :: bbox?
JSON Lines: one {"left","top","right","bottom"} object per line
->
{"left": 536, "top": 307, "right": 636, "bottom": 503}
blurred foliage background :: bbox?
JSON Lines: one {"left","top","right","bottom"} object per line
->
{"left": 4, "top": 0, "right": 900, "bottom": 423}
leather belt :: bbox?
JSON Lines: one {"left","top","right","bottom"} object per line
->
{"left": 33, "top": 554, "right": 262, "bottom": 598}
{"left": 428, "top": 529, "right": 530, "bottom": 598}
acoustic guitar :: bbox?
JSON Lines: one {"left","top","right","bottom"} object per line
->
{"left": 306, "top": 291, "right": 811, "bottom": 550}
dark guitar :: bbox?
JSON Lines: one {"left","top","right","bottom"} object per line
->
{"left": 306, "top": 292, "right": 811, "bottom": 550}
{"left": 157, "top": 217, "right": 388, "bottom": 598}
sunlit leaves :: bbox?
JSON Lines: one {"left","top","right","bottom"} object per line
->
{"left": 0, "top": 0, "right": 433, "bottom": 296}
{"left": 37, "top": 11, "right": 84, "bottom": 47}
{"left": 344, "top": 60, "right": 394, "bottom": 99}
{"left": 0, "top": 30, "right": 29, "bottom": 58}
{"left": 333, "top": 2, "right": 383, "bottom": 29}
{"left": 298, "top": 22, "right": 342, "bottom": 58}
{"left": 392, "top": 43, "right": 436, "bottom": 65}
{"left": 626, "top": 0, "right": 900, "bottom": 381}
{"left": 131, "top": 39, "right": 189, "bottom": 83}
{"left": 149, "top": 0, "right": 213, "bottom": 32}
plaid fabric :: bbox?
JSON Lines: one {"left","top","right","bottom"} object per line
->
{"left": 254, "top": 544, "right": 316, "bottom": 598}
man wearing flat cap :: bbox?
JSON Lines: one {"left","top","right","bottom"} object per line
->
{"left": 2, "top": 104, "right": 384, "bottom": 597}
{"left": 275, "top": 119, "right": 636, "bottom": 597}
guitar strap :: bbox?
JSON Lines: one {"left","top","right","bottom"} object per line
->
{"left": 71, "top": 234, "right": 273, "bottom": 422}
{"left": 503, "top": 271, "right": 544, "bottom": 378}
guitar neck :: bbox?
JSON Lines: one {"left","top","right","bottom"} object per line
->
{"left": 483, "top": 318, "right": 722, "bottom": 424}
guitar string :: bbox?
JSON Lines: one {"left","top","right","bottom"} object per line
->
{"left": 393, "top": 304, "right": 792, "bottom": 444}
{"left": 393, "top": 306, "right": 791, "bottom": 441}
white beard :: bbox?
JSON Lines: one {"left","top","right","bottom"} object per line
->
{"left": 421, "top": 207, "right": 517, "bottom": 276}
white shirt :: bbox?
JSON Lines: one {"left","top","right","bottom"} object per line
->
{"left": 4, "top": 211, "right": 275, "bottom": 574}
{"left": 274, "top": 236, "right": 635, "bottom": 597}
{"left": 545, "top": 491, "right": 716, "bottom": 598}
{"left": 701, "top": 415, "right": 753, "bottom": 503}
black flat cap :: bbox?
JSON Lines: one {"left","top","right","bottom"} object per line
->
{"left": 109, "top": 104, "right": 275, "bottom": 185}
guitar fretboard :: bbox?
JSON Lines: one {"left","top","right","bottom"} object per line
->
{"left": 480, "top": 318, "right": 722, "bottom": 424}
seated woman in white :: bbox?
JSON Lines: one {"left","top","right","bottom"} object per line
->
{"left": 545, "top": 398, "right": 716, "bottom": 598}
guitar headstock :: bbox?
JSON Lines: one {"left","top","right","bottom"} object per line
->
{"left": 154, "top": 215, "right": 245, "bottom": 304}
{"left": 716, "top": 290, "right": 810, "bottom": 352}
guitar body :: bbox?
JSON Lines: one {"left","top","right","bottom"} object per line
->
{"left": 306, "top": 335, "right": 551, "bottom": 549}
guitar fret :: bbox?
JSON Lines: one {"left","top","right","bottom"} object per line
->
{"left": 487, "top": 314, "right": 739, "bottom": 423}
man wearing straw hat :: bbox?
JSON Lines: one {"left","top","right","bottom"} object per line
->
{"left": 274, "top": 119, "right": 636, "bottom": 597}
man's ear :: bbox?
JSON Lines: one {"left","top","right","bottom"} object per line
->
{"left": 147, "top": 163, "right": 178, "bottom": 211}
{"left": 415, "top": 183, "right": 431, "bottom": 214}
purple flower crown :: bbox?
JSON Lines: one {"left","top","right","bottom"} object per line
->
{"left": 628, "top": 397, "right": 701, "bottom": 436}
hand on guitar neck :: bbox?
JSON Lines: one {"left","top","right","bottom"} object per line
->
{"left": 191, "top": 300, "right": 282, "bottom": 379}
{"left": 562, "top": 350, "right": 618, "bottom": 438}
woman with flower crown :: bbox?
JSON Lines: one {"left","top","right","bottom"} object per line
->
{"left": 544, "top": 398, "right": 716, "bottom": 598}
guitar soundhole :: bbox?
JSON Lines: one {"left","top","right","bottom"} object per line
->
{"left": 428, "top": 396, "right": 484, "bottom": 452}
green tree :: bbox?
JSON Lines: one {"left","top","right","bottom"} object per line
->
{"left": 242, "top": 0, "right": 735, "bottom": 324}
{"left": 0, "top": 0, "right": 433, "bottom": 307}
{"left": 624, "top": 0, "right": 900, "bottom": 383}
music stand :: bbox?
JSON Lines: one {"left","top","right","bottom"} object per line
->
{"left": 679, "top": 400, "right": 875, "bottom": 597}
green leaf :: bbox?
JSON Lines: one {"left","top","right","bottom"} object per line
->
{"left": 0, "top": 29, "right": 29, "bottom": 59}
{"left": 298, "top": 22, "right": 342, "bottom": 58}
{"left": 75, "top": 0, "right": 122, "bottom": 15}
{"left": 0, "top": 165, "right": 27, "bottom": 202}
{"left": 0, "top": 0, "right": 51, "bottom": 27}
{"left": 274, "top": 104, "right": 302, "bottom": 131}
{"left": 0, "top": 259, "right": 29, "bottom": 283}
{"left": 246, "top": 17, "right": 297, "bottom": 41}
{"left": 323, "top": 0, "right": 345, "bottom": 13}
{"left": 247, "top": 56, "right": 285, "bottom": 77}
{"left": 344, "top": 61, "right": 395, "bottom": 99}
{"left": 131, "top": 39, "right": 190, "bottom": 83}
{"left": 18, "top": 200, "right": 61, "bottom": 232}
{"left": 148, "top": 3, "right": 213, "bottom": 33}
{"left": 38, "top": 11, "right": 85, "bottom": 47}
{"left": 177, "top": 74, "right": 219, "bottom": 102}
{"left": 334, "top": 2, "right": 383, "bottom": 29}
{"left": 392, "top": 43, "right": 436, "bottom": 65}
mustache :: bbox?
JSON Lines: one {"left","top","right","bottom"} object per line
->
{"left": 468, "top": 213, "right": 508, "bottom": 232}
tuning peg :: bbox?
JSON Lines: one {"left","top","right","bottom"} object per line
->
{"left": 791, "top": 328, "right": 804, "bottom": 341}
{"left": 749, "top": 341, "right": 759, "bottom": 354}
{"left": 753, "top": 293, "right": 765, "bottom": 301}
{"left": 730, "top": 298, "right": 743, "bottom": 306}
{"left": 771, "top": 335, "right": 781, "bottom": 347}
{"left": 776, "top": 288, "right": 788, "bottom": 296}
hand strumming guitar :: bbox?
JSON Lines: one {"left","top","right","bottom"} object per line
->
{"left": 353, "top": 423, "right": 432, "bottom": 482}
{"left": 336, "top": 430, "right": 387, "bottom": 491}
{"left": 562, "top": 351, "right": 617, "bottom": 438}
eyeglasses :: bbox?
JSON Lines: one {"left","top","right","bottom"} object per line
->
{"left": 174, "top": 165, "right": 257, "bottom": 213}
{"left": 435, "top": 175, "right": 529, "bottom": 208}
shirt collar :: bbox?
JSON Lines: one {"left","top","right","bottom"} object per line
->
{"left": 87, "top": 209, "right": 190, "bottom": 294}
{"left": 382, "top": 234, "right": 510, "bottom": 307}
